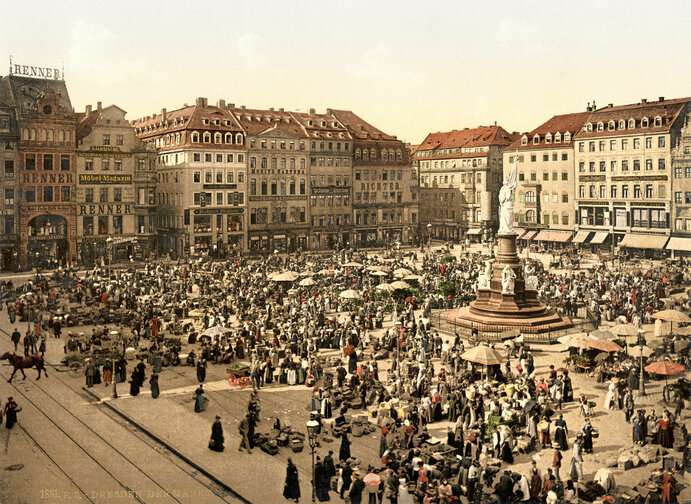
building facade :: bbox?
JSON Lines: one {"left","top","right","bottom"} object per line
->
{"left": 330, "top": 109, "right": 417, "bottom": 247}
{"left": 505, "top": 112, "right": 589, "bottom": 246}
{"left": 574, "top": 98, "right": 690, "bottom": 252}
{"left": 5, "top": 75, "right": 77, "bottom": 269}
{"left": 415, "top": 126, "right": 514, "bottom": 241}
{"left": 0, "top": 78, "right": 19, "bottom": 270}
{"left": 76, "top": 103, "right": 156, "bottom": 265}
{"left": 670, "top": 108, "right": 691, "bottom": 254}
{"left": 133, "top": 97, "right": 247, "bottom": 257}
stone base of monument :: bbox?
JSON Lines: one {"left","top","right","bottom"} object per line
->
{"left": 447, "top": 232, "right": 573, "bottom": 336}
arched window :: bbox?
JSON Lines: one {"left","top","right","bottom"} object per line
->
{"left": 355, "top": 148, "right": 361, "bottom": 160}
{"left": 525, "top": 210, "right": 535, "bottom": 223}
{"left": 554, "top": 132, "right": 561, "bottom": 143}
{"left": 618, "top": 120, "right": 626, "bottom": 130}
{"left": 521, "top": 135, "right": 528, "bottom": 146}
{"left": 235, "top": 133, "right": 243, "bottom": 144}
{"left": 597, "top": 122, "right": 604, "bottom": 131}
{"left": 362, "top": 149, "right": 369, "bottom": 160}
{"left": 381, "top": 149, "right": 388, "bottom": 161}
{"left": 545, "top": 133, "right": 552, "bottom": 144}
{"left": 370, "top": 149, "right": 376, "bottom": 160}
{"left": 532, "top": 135, "right": 540, "bottom": 144}
{"left": 628, "top": 118, "right": 635, "bottom": 129}
{"left": 654, "top": 116, "right": 662, "bottom": 127}
{"left": 561, "top": 212, "right": 569, "bottom": 225}
{"left": 641, "top": 117, "right": 649, "bottom": 128}
{"left": 214, "top": 132, "right": 222, "bottom": 144}
{"left": 608, "top": 120, "right": 615, "bottom": 131}
{"left": 564, "top": 132, "right": 571, "bottom": 142}
{"left": 203, "top": 132, "right": 211, "bottom": 143}
{"left": 225, "top": 133, "right": 233, "bottom": 144}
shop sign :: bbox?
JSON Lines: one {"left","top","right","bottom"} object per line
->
{"left": 9, "top": 60, "right": 62, "bottom": 80}
{"left": 23, "top": 172, "right": 73, "bottom": 185}
{"left": 78, "top": 203, "right": 133, "bottom": 215}
{"left": 79, "top": 174, "right": 132, "bottom": 185}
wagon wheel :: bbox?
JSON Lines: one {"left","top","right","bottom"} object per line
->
{"left": 69, "top": 361, "right": 83, "bottom": 377}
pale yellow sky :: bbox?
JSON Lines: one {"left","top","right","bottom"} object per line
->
{"left": 3, "top": 0, "right": 690, "bottom": 143}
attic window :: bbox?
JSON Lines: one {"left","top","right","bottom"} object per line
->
{"left": 544, "top": 133, "right": 552, "bottom": 144}
{"left": 654, "top": 116, "right": 662, "bottom": 127}
{"left": 308, "top": 120, "right": 313, "bottom": 126}
{"left": 597, "top": 122, "right": 604, "bottom": 132}
{"left": 628, "top": 118, "right": 635, "bottom": 128}
{"left": 521, "top": 135, "right": 528, "bottom": 146}
{"left": 608, "top": 120, "right": 615, "bottom": 131}
{"left": 641, "top": 117, "right": 649, "bottom": 128}
{"left": 554, "top": 132, "right": 562, "bottom": 143}
{"left": 321, "top": 121, "right": 326, "bottom": 127}
{"left": 202, "top": 118, "right": 209, "bottom": 125}
{"left": 564, "top": 132, "right": 571, "bottom": 142}
{"left": 532, "top": 135, "right": 540, "bottom": 144}
{"left": 618, "top": 120, "right": 626, "bottom": 130}
{"left": 585, "top": 123, "right": 593, "bottom": 132}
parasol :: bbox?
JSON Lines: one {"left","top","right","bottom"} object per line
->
{"left": 393, "top": 268, "right": 413, "bottom": 279}
{"left": 590, "top": 329, "right": 615, "bottom": 340}
{"left": 270, "top": 271, "right": 300, "bottom": 282}
{"left": 389, "top": 280, "right": 412, "bottom": 291}
{"left": 298, "top": 277, "right": 316, "bottom": 287}
{"left": 585, "top": 338, "right": 622, "bottom": 353}
{"left": 202, "top": 325, "right": 230, "bottom": 337}
{"left": 644, "top": 360, "right": 686, "bottom": 376}
{"left": 316, "top": 269, "right": 334, "bottom": 276}
{"left": 460, "top": 345, "right": 505, "bottom": 366}
{"left": 594, "top": 352, "right": 610, "bottom": 363}
{"left": 557, "top": 333, "right": 591, "bottom": 349}
{"left": 375, "top": 283, "right": 393, "bottom": 293}
{"left": 343, "top": 261, "right": 363, "bottom": 268}
{"left": 653, "top": 309, "right": 691, "bottom": 339}
{"left": 404, "top": 274, "right": 422, "bottom": 282}
{"left": 629, "top": 345, "right": 654, "bottom": 358}
{"left": 609, "top": 323, "right": 639, "bottom": 340}
{"left": 339, "top": 289, "right": 362, "bottom": 300}
{"left": 370, "top": 270, "right": 388, "bottom": 277}
{"left": 674, "top": 339, "right": 689, "bottom": 352}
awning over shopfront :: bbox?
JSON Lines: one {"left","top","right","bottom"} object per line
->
{"left": 573, "top": 231, "right": 592, "bottom": 244}
{"left": 665, "top": 236, "right": 691, "bottom": 252}
{"left": 620, "top": 233, "right": 668, "bottom": 250}
{"left": 466, "top": 228, "right": 482, "bottom": 235}
{"left": 590, "top": 232, "right": 609, "bottom": 245}
{"left": 523, "top": 230, "right": 539, "bottom": 241}
{"left": 535, "top": 230, "right": 572, "bottom": 242}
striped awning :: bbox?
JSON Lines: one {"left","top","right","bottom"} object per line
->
{"left": 573, "top": 231, "right": 592, "bottom": 243}
{"left": 666, "top": 237, "right": 691, "bottom": 252}
{"left": 523, "top": 230, "right": 539, "bottom": 240}
{"left": 620, "top": 233, "right": 668, "bottom": 250}
{"left": 590, "top": 232, "right": 609, "bottom": 244}
{"left": 535, "top": 230, "right": 573, "bottom": 242}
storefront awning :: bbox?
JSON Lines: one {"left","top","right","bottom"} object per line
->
{"left": 514, "top": 228, "right": 526, "bottom": 238}
{"left": 535, "top": 230, "right": 573, "bottom": 242}
{"left": 273, "top": 234, "right": 286, "bottom": 239}
{"left": 620, "top": 233, "right": 668, "bottom": 250}
{"left": 666, "top": 236, "right": 691, "bottom": 252}
{"left": 466, "top": 228, "right": 482, "bottom": 235}
{"left": 590, "top": 232, "right": 609, "bottom": 244}
{"left": 573, "top": 231, "right": 592, "bottom": 244}
{"left": 523, "top": 230, "right": 539, "bottom": 241}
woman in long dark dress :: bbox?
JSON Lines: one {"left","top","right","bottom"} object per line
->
{"left": 554, "top": 414, "right": 569, "bottom": 451}
{"left": 209, "top": 415, "right": 224, "bottom": 452}
{"left": 283, "top": 458, "right": 301, "bottom": 502}
{"left": 339, "top": 432, "right": 351, "bottom": 462}
{"left": 4, "top": 397, "right": 19, "bottom": 429}
{"left": 129, "top": 370, "right": 140, "bottom": 396}
{"left": 150, "top": 373, "right": 160, "bottom": 399}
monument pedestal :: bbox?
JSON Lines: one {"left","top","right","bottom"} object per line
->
{"left": 448, "top": 232, "right": 572, "bottom": 335}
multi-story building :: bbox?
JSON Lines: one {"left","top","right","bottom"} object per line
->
{"left": 574, "top": 97, "right": 691, "bottom": 252}
{"left": 5, "top": 74, "right": 77, "bottom": 269}
{"left": 415, "top": 126, "right": 514, "bottom": 241}
{"left": 293, "top": 110, "right": 353, "bottom": 250}
{"left": 670, "top": 108, "right": 691, "bottom": 255}
{"left": 133, "top": 97, "right": 247, "bottom": 257}
{"left": 234, "top": 107, "right": 310, "bottom": 253}
{"left": 505, "top": 112, "right": 590, "bottom": 247}
{"left": 0, "top": 78, "right": 19, "bottom": 270}
{"left": 76, "top": 102, "right": 157, "bottom": 265}
{"left": 330, "top": 109, "right": 417, "bottom": 247}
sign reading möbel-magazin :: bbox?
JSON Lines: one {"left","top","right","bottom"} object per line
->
{"left": 79, "top": 174, "right": 132, "bottom": 185}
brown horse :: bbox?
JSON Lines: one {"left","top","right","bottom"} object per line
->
{"left": 0, "top": 352, "right": 48, "bottom": 383}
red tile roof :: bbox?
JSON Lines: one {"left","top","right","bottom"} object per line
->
{"left": 327, "top": 109, "right": 397, "bottom": 142}
{"left": 417, "top": 126, "right": 515, "bottom": 155}
{"left": 508, "top": 112, "right": 591, "bottom": 150}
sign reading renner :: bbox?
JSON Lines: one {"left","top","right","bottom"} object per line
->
{"left": 10, "top": 63, "right": 62, "bottom": 80}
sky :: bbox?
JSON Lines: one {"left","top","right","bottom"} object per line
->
{"left": 3, "top": 0, "right": 690, "bottom": 144}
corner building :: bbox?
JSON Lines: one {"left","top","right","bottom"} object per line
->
{"left": 0, "top": 78, "right": 20, "bottom": 270}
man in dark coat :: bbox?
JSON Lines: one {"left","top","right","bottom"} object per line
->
{"left": 340, "top": 463, "right": 353, "bottom": 499}
{"left": 283, "top": 458, "right": 300, "bottom": 502}
{"left": 197, "top": 358, "right": 207, "bottom": 383}
{"left": 150, "top": 372, "right": 160, "bottom": 399}
{"left": 209, "top": 415, "right": 224, "bottom": 452}
{"left": 129, "top": 369, "right": 140, "bottom": 396}
{"left": 314, "top": 456, "right": 331, "bottom": 501}
{"left": 348, "top": 472, "right": 365, "bottom": 504}
{"left": 135, "top": 359, "right": 146, "bottom": 388}
{"left": 494, "top": 470, "right": 514, "bottom": 504}
{"left": 324, "top": 450, "right": 337, "bottom": 481}
{"left": 10, "top": 328, "right": 20, "bottom": 352}
{"left": 339, "top": 432, "right": 351, "bottom": 462}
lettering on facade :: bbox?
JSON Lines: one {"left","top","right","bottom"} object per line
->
{"left": 78, "top": 203, "right": 133, "bottom": 216}
{"left": 22, "top": 172, "right": 73, "bottom": 185}
{"left": 611, "top": 175, "right": 668, "bottom": 182}
{"left": 193, "top": 208, "right": 244, "bottom": 215}
{"left": 311, "top": 187, "right": 351, "bottom": 196}
{"left": 10, "top": 62, "right": 62, "bottom": 80}
{"left": 79, "top": 174, "right": 132, "bottom": 185}
{"left": 203, "top": 183, "right": 237, "bottom": 190}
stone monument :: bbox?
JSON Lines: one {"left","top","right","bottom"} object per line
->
{"left": 447, "top": 159, "right": 573, "bottom": 335}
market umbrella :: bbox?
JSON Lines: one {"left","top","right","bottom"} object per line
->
{"left": 653, "top": 309, "right": 691, "bottom": 339}
{"left": 202, "top": 325, "right": 230, "bottom": 337}
{"left": 609, "top": 323, "right": 639, "bottom": 340}
{"left": 363, "top": 472, "right": 381, "bottom": 489}
{"left": 300, "top": 270, "right": 316, "bottom": 277}
{"left": 557, "top": 333, "right": 590, "bottom": 349}
{"left": 461, "top": 345, "right": 505, "bottom": 366}
{"left": 188, "top": 309, "right": 204, "bottom": 318}
{"left": 674, "top": 339, "right": 689, "bottom": 352}
{"left": 586, "top": 338, "right": 622, "bottom": 353}
{"left": 594, "top": 352, "right": 610, "bottom": 363}
{"left": 393, "top": 268, "right": 413, "bottom": 279}
{"left": 370, "top": 270, "right": 388, "bottom": 277}
{"left": 629, "top": 345, "right": 654, "bottom": 358}
{"left": 390, "top": 280, "right": 412, "bottom": 291}
{"left": 590, "top": 329, "right": 615, "bottom": 340}
{"left": 644, "top": 360, "right": 686, "bottom": 376}
{"left": 339, "top": 289, "right": 362, "bottom": 300}
{"left": 298, "top": 277, "right": 316, "bottom": 287}
{"left": 271, "top": 271, "right": 300, "bottom": 282}
{"left": 375, "top": 283, "right": 393, "bottom": 293}
{"left": 343, "top": 261, "right": 363, "bottom": 268}
{"left": 316, "top": 269, "right": 334, "bottom": 276}
{"left": 404, "top": 274, "right": 422, "bottom": 282}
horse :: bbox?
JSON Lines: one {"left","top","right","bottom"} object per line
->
{"left": 0, "top": 352, "right": 48, "bottom": 383}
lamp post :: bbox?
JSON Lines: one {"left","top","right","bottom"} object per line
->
{"left": 306, "top": 419, "right": 320, "bottom": 503}
{"left": 426, "top": 223, "right": 432, "bottom": 249}
{"left": 637, "top": 330, "right": 646, "bottom": 396}
{"left": 110, "top": 330, "right": 121, "bottom": 399}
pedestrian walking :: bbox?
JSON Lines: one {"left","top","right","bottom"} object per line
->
{"left": 4, "top": 397, "right": 20, "bottom": 453}
{"left": 208, "top": 415, "right": 224, "bottom": 452}
{"left": 10, "top": 329, "right": 20, "bottom": 353}
{"left": 238, "top": 413, "right": 252, "bottom": 453}
{"left": 283, "top": 458, "right": 300, "bottom": 502}
{"left": 150, "top": 372, "right": 160, "bottom": 399}
{"left": 196, "top": 358, "right": 207, "bottom": 383}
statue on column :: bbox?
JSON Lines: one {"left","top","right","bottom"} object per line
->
{"left": 498, "top": 157, "right": 518, "bottom": 235}
{"left": 501, "top": 265, "right": 516, "bottom": 295}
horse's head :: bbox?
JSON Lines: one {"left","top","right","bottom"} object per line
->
{"left": 0, "top": 351, "right": 12, "bottom": 360}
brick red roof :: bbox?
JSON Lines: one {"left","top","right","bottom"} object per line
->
{"left": 508, "top": 112, "right": 590, "bottom": 150}
{"left": 327, "top": 109, "right": 397, "bottom": 142}
{"left": 417, "top": 126, "right": 515, "bottom": 155}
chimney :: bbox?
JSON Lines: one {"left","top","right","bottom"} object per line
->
{"left": 608, "top": 103, "right": 613, "bottom": 108}
{"left": 85, "top": 104, "right": 92, "bottom": 114}
{"left": 229, "top": 103, "right": 235, "bottom": 108}
{"left": 592, "top": 100, "right": 596, "bottom": 110}
{"left": 279, "top": 107, "right": 284, "bottom": 112}
{"left": 218, "top": 99, "right": 225, "bottom": 108}
{"left": 96, "top": 101, "right": 102, "bottom": 112}
{"left": 659, "top": 96, "right": 665, "bottom": 102}
{"left": 240, "top": 105, "right": 246, "bottom": 109}
{"left": 269, "top": 107, "right": 274, "bottom": 111}
{"left": 195, "top": 97, "right": 207, "bottom": 107}
{"left": 586, "top": 101, "right": 591, "bottom": 112}
{"left": 161, "top": 108, "right": 167, "bottom": 121}
{"left": 309, "top": 108, "right": 316, "bottom": 114}
{"left": 641, "top": 98, "right": 647, "bottom": 104}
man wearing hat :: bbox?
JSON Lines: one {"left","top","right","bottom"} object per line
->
{"left": 209, "top": 415, "right": 224, "bottom": 452}
{"left": 348, "top": 470, "right": 365, "bottom": 504}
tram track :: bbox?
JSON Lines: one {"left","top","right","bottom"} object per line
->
{"left": 0, "top": 328, "right": 242, "bottom": 503}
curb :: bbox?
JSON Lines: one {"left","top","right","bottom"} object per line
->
{"left": 82, "top": 387, "right": 253, "bottom": 504}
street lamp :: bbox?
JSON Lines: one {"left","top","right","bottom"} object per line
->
{"left": 637, "top": 330, "right": 646, "bottom": 396}
{"left": 426, "top": 223, "right": 432, "bottom": 249}
{"left": 306, "top": 419, "right": 320, "bottom": 503}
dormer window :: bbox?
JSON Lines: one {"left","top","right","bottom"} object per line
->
{"left": 203, "top": 132, "right": 211, "bottom": 143}
{"left": 191, "top": 131, "right": 200, "bottom": 143}
{"left": 225, "top": 133, "right": 233, "bottom": 144}
{"left": 521, "top": 135, "right": 528, "bottom": 146}
{"left": 641, "top": 117, "right": 649, "bottom": 128}
{"left": 214, "top": 132, "right": 222, "bottom": 144}
{"left": 564, "top": 132, "right": 571, "bottom": 142}
{"left": 628, "top": 118, "right": 635, "bottom": 128}
{"left": 235, "top": 133, "right": 243, "bottom": 145}
{"left": 532, "top": 135, "right": 540, "bottom": 144}
{"left": 202, "top": 118, "right": 209, "bottom": 125}
{"left": 554, "top": 132, "right": 562, "bottom": 143}
{"left": 654, "top": 116, "right": 662, "bottom": 127}
{"left": 608, "top": 120, "right": 615, "bottom": 131}
{"left": 597, "top": 122, "right": 604, "bottom": 132}
{"left": 585, "top": 123, "right": 593, "bottom": 132}
{"left": 321, "top": 121, "right": 326, "bottom": 127}
{"left": 545, "top": 133, "right": 552, "bottom": 144}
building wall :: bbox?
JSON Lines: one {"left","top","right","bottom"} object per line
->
{"left": 0, "top": 106, "right": 19, "bottom": 270}
{"left": 672, "top": 111, "right": 691, "bottom": 236}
